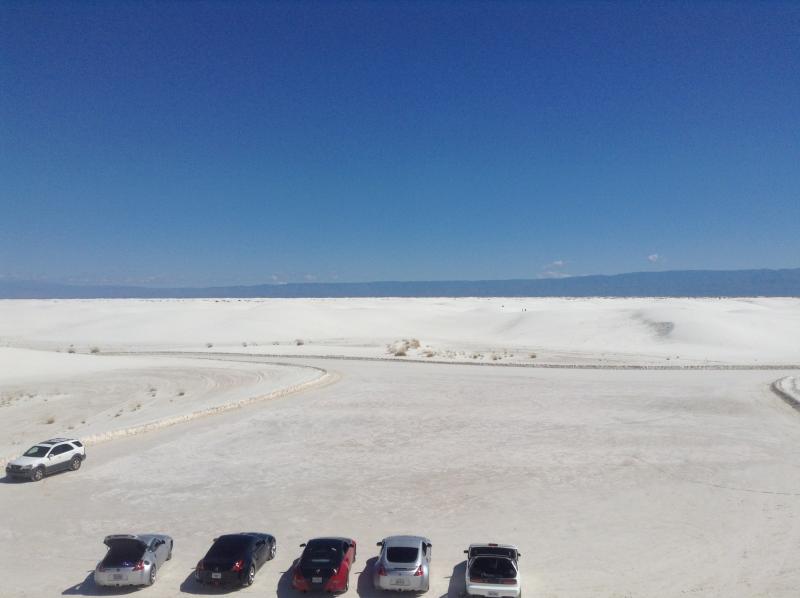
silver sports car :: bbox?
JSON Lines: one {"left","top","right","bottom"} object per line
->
{"left": 373, "top": 535, "right": 432, "bottom": 592}
{"left": 94, "top": 534, "right": 173, "bottom": 587}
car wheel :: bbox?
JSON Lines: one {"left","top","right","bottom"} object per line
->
{"left": 269, "top": 542, "right": 276, "bottom": 560}
{"left": 31, "top": 467, "right": 45, "bottom": 482}
{"left": 167, "top": 542, "right": 173, "bottom": 561}
{"left": 148, "top": 564, "right": 157, "bottom": 586}
{"left": 344, "top": 573, "right": 350, "bottom": 593}
{"left": 70, "top": 456, "right": 82, "bottom": 471}
{"left": 242, "top": 564, "right": 255, "bottom": 587}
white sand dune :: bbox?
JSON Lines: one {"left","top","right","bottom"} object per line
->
{"left": 0, "top": 297, "right": 798, "bottom": 365}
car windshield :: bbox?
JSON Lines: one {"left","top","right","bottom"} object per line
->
{"left": 24, "top": 446, "right": 49, "bottom": 458}
{"left": 471, "top": 557, "right": 517, "bottom": 579}
{"left": 387, "top": 547, "right": 419, "bottom": 563}
{"left": 207, "top": 535, "right": 250, "bottom": 558}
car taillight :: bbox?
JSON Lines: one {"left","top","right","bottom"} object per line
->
{"left": 414, "top": 565, "right": 423, "bottom": 576}
{"left": 96, "top": 565, "right": 105, "bottom": 572}
{"left": 499, "top": 578, "right": 517, "bottom": 585}
{"left": 232, "top": 559, "right": 244, "bottom": 572}
{"left": 132, "top": 561, "right": 144, "bottom": 571}
{"left": 196, "top": 560, "right": 205, "bottom": 571}
{"left": 293, "top": 567, "right": 304, "bottom": 580}
{"left": 378, "top": 565, "right": 387, "bottom": 576}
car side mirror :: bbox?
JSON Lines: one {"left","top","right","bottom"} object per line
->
{"left": 463, "top": 550, "right": 468, "bottom": 554}
{"left": 300, "top": 543, "right": 306, "bottom": 547}
{"left": 376, "top": 542, "right": 382, "bottom": 547}
{"left": 426, "top": 543, "right": 432, "bottom": 548}
{"left": 47, "top": 454, "right": 53, "bottom": 459}
{"left": 350, "top": 543, "right": 355, "bottom": 548}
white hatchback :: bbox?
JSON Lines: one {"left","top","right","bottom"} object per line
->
{"left": 464, "top": 543, "right": 521, "bottom": 598}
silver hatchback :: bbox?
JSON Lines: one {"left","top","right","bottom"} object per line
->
{"left": 94, "top": 534, "right": 173, "bottom": 587}
{"left": 373, "top": 535, "right": 432, "bottom": 592}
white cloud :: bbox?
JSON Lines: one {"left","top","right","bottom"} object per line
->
{"left": 539, "top": 260, "right": 570, "bottom": 279}
{"left": 303, "top": 273, "right": 317, "bottom": 281}
{"left": 647, "top": 254, "right": 661, "bottom": 263}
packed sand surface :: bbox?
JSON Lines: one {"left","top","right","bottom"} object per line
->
{"left": 0, "top": 348, "right": 324, "bottom": 464}
{"left": 0, "top": 297, "right": 798, "bottom": 365}
{"left": 0, "top": 298, "right": 799, "bottom": 597}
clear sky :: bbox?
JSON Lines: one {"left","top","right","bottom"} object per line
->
{"left": 1, "top": 1, "right": 798, "bottom": 286}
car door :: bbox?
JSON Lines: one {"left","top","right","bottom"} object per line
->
{"left": 151, "top": 539, "right": 167, "bottom": 566}
{"left": 47, "top": 444, "right": 71, "bottom": 472}
{"left": 254, "top": 538, "right": 267, "bottom": 568}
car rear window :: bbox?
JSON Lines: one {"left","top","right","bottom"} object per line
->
{"left": 303, "top": 546, "right": 341, "bottom": 565}
{"left": 470, "top": 557, "right": 517, "bottom": 579}
{"left": 387, "top": 547, "right": 419, "bottom": 563}
{"left": 208, "top": 535, "right": 250, "bottom": 557}
{"left": 72, "top": 441, "right": 83, "bottom": 447}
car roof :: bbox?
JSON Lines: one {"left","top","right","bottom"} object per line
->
{"left": 383, "top": 535, "right": 430, "bottom": 547}
{"left": 307, "top": 537, "right": 354, "bottom": 545}
{"left": 39, "top": 438, "right": 79, "bottom": 445}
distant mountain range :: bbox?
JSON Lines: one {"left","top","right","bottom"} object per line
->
{"left": 1, "top": 268, "right": 799, "bottom": 298}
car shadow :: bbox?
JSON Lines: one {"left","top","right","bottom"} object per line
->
{"left": 438, "top": 561, "right": 466, "bottom": 598}
{"left": 356, "top": 556, "right": 380, "bottom": 598}
{"left": 62, "top": 572, "right": 140, "bottom": 595}
{"left": 179, "top": 569, "right": 241, "bottom": 595}
{"left": 0, "top": 475, "right": 22, "bottom": 484}
{"left": 275, "top": 559, "right": 299, "bottom": 598}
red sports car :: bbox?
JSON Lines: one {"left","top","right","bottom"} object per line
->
{"left": 292, "top": 537, "right": 357, "bottom": 593}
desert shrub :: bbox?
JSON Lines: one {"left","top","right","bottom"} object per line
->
{"left": 529, "top": 352, "right": 537, "bottom": 359}
{"left": 295, "top": 339, "right": 305, "bottom": 346}
{"left": 242, "top": 342, "right": 248, "bottom": 347}
{"left": 206, "top": 342, "right": 213, "bottom": 348}
{"left": 45, "top": 416, "right": 55, "bottom": 425}
{"left": 67, "top": 346, "right": 76, "bottom": 354}
{"left": 90, "top": 346, "right": 100, "bottom": 354}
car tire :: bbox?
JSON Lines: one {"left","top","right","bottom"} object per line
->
{"left": 167, "top": 542, "right": 173, "bottom": 561}
{"left": 31, "top": 467, "right": 44, "bottom": 482}
{"left": 242, "top": 564, "right": 255, "bottom": 587}
{"left": 270, "top": 542, "right": 276, "bottom": 560}
{"left": 70, "top": 456, "right": 82, "bottom": 471}
{"left": 148, "top": 564, "right": 157, "bottom": 586}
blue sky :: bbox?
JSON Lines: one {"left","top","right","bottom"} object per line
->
{"left": 1, "top": 1, "right": 798, "bottom": 286}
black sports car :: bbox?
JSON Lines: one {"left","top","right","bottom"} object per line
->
{"left": 195, "top": 532, "right": 276, "bottom": 587}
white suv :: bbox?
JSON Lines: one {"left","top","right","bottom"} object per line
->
{"left": 5, "top": 438, "right": 86, "bottom": 482}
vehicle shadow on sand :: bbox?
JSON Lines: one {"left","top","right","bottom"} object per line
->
{"left": 356, "top": 556, "right": 379, "bottom": 598}
{"left": 438, "top": 561, "right": 466, "bottom": 598}
{"left": 62, "top": 572, "right": 140, "bottom": 595}
{"left": 179, "top": 569, "right": 239, "bottom": 595}
{"left": 275, "top": 559, "right": 299, "bottom": 598}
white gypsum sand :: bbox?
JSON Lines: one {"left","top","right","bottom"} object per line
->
{"left": 0, "top": 298, "right": 798, "bottom": 597}
{"left": 0, "top": 297, "right": 798, "bottom": 365}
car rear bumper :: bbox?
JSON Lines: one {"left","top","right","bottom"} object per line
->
{"left": 466, "top": 582, "right": 521, "bottom": 598}
{"left": 95, "top": 568, "right": 149, "bottom": 587}
{"left": 196, "top": 570, "right": 244, "bottom": 586}
{"left": 375, "top": 573, "right": 427, "bottom": 591}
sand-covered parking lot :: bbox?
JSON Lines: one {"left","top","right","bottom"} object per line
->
{"left": 0, "top": 299, "right": 799, "bottom": 597}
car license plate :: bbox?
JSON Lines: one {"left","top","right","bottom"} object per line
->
{"left": 312, "top": 576, "right": 323, "bottom": 583}
{"left": 112, "top": 574, "right": 124, "bottom": 581}
{"left": 211, "top": 572, "right": 222, "bottom": 579}
{"left": 392, "top": 578, "right": 409, "bottom": 586}
{"left": 488, "top": 592, "right": 499, "bottom": 597}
